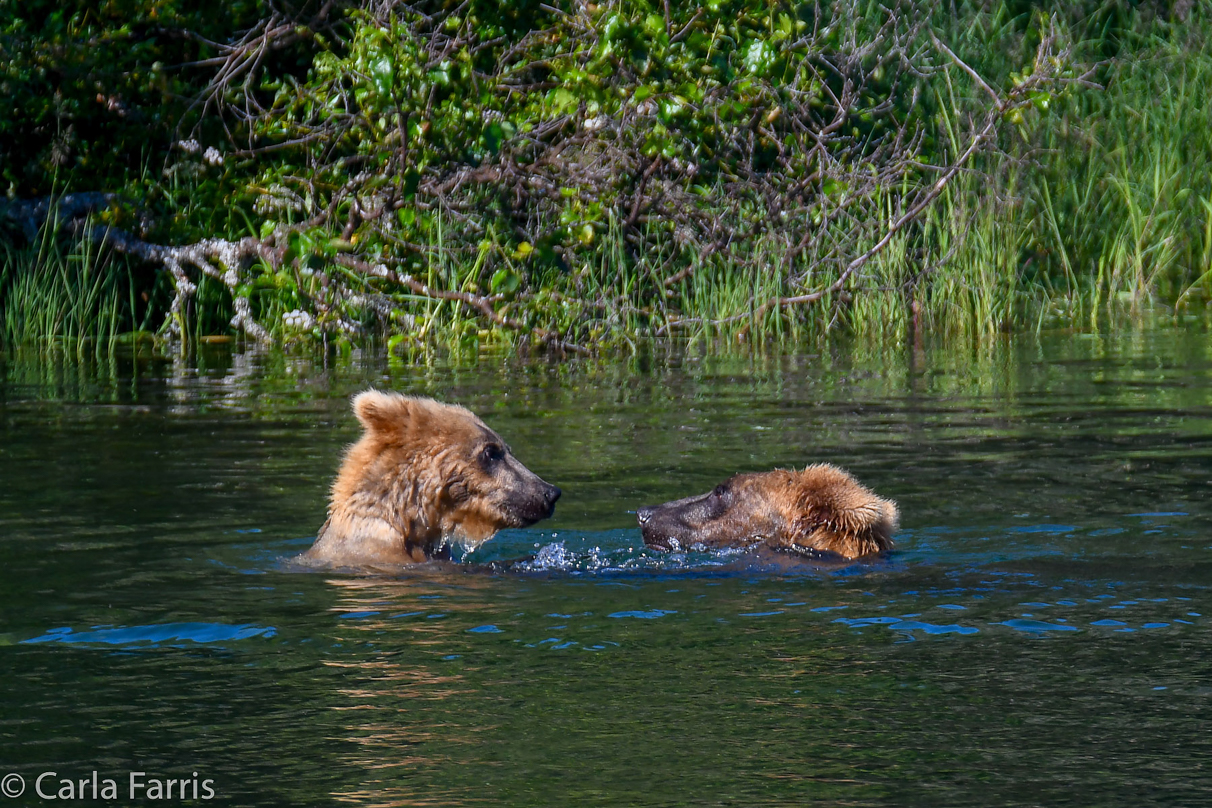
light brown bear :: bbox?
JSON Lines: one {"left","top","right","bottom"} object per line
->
{"left": 303, "top": 391, "right": 561, "bottom": 567}
{"left": 637, "top": 464, "right": 898, "bottom": 560}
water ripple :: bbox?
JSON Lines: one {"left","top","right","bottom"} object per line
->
{"left": 23, "top": 622, "right": 276, "bottom": 646}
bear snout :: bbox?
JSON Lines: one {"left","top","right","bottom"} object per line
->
{"left": 542, "top": 483, "right": 562, "bottom": 515}
{"left": 637, "top": 506, "right": 678, "bottom": 551}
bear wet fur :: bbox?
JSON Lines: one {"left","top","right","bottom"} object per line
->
{"left": 304, "top": 391, "right": 561, "bottom": 567}
{"left": 637, "top": 464, "right": 898, "bottom": 560}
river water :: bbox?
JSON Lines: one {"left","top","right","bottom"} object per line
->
{"left": 2, "top": 329, "right": 1210, "bottom": 806}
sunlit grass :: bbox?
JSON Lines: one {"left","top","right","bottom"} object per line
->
{"left": 0, "top": 214, "right": 133, "bottom": 356}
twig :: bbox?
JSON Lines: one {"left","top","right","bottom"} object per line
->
{"left": 334, "top": 255, "right": 588, "bottom": 355}
{"left": 929, "top": 32, "right": 1003, "bottom": 107}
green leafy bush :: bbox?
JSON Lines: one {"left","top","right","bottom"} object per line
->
{"left": 3, "top": 0, "right": 1211, "bottom": 352}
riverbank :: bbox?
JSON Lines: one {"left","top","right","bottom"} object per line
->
{"left": 3, "top": 1, "right": 1212, "bottom": 355}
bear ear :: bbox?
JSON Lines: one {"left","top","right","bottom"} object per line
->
{"left": 351, "top": 389, "right": 415, "bottom": 436}
{"left": 790, "top": 464, "right": 899, "bottom": 555}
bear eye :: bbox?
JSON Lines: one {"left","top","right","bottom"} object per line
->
{"left": 482, "top": 444, "right": 505, "bottom": 464}
{"left": 712, "top": 484, "right": 728, "bottom": 499}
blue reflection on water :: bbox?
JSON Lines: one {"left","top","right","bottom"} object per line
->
{"left": 23, "top": 623, "right": 276, "bottom": 646}
{"left": 994, "top": 619, "right": 1078, "bottom": 633}
{"left": 608, "top": 610, "right": 677, "bottom": 619}
{"left": 1129, "top": 512, "right": 1189, "bottom": 517}
{"left": 892, "top": 621, "right": 980, "bottom": 636}
{"left": 834, "top": 616, "right": 978, "bottom": 635}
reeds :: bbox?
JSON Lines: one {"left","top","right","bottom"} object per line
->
{"left": 0, "top": 212, "right": 135, "bottom": 356}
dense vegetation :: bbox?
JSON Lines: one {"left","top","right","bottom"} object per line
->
{"left": 2, "top": 0, "right": 1210, "bottom": 355}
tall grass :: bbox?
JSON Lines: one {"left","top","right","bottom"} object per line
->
{"left": 0, "top": 214, "right": 139, "bottom": 355}
{"left": 711, "top": 19, "right": 1212, "bottom": 349}
{"left": 1019, "top": 21, "right": 1212, "bottom": 325}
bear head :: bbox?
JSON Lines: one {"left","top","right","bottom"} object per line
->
{"left": 311, "top": 391, "right": 561, "bottom": 565}
{"left": 636, "top": 464, "right": 897, "bottom": 560}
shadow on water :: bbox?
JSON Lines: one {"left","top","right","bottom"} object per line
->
{"left": 3, "top": 328, "right": 1212, "bottom": 805}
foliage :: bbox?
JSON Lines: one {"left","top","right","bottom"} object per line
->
{"left": 0, "top": 0, "right": 322, "bottom": 192}
{"left": 1, "top": 0, "right": 1210, "bottom": 354}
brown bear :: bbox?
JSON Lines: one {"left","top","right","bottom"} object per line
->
{"left": 636, "top": 464, "right": 898, "bottom": 560}
{"left": 303, "top": 391, "right": 561, "bottom": 567}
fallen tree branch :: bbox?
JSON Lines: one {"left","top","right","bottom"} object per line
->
{"left": 333, "top": 254, "right": 589, "bottom": 355}
{"left": 4, "top": 194, "right": 280, "bottom": 343}
{"left": 2, "top": 194, "right": 589, "bottom": 353}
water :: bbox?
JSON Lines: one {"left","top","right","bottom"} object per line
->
{"left": 2, "top": 330, "right": 1211, "bottom": 805}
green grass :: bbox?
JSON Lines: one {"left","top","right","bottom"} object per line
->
{"left": 1, "top": 216, "right": 132, "bottom": 355}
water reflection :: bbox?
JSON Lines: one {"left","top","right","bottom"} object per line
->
{"left": 22, "top": 623, "right": 276, "bottom": 645}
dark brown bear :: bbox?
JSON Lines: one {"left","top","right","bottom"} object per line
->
{"left": 303, "top": 391, "right": 560, "bottom": 566}
{"left": 637, "top": 464, "right": 898, "bottom": 560}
